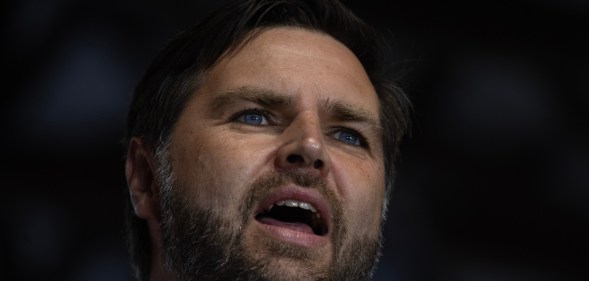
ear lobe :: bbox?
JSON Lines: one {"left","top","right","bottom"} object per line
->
{"left": 125, "top": 137, "right": 160, "bottom": 221}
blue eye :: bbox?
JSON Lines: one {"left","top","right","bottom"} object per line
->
{"left": 236, "top": 110, "right": 268, "bottom": 126}
{"left": 334, "top": 130, "right": 361, "bottom": 146}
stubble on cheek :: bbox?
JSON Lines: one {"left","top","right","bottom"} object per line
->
{"left": 170, "top": 145, "right": 248, "bottom": 219}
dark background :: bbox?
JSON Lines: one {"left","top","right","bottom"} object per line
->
{"left": 2, "top": 0, "right": 588, "bottom": 280}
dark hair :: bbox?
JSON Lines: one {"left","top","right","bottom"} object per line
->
{"left": 123, "top": 0, "right": 411, "bottom": 280}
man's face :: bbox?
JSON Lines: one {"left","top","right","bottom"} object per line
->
{"left": 160, "top": 27, "right": 385, "bottom": 280}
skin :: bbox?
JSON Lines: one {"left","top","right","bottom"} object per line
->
{"left": 126, "top": 27, "right": 386, "bottom": 280}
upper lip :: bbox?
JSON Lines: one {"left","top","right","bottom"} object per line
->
{"left": 253, "top": 185, "right": 331, "bottom": 235}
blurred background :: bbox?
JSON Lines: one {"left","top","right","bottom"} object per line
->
{"left": 2, "top": 0, "right": 588, "bottom": 280}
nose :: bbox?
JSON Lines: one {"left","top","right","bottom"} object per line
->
{"left": 275, "top": 112, "right": 331, "bottom": 176}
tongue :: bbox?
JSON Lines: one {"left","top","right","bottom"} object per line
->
{"left": 257, "top": 217, "right": 315, "bottom": 234}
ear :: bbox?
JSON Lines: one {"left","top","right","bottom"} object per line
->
{"left": 125, "top": 137, "right": 160, "bottom": 221}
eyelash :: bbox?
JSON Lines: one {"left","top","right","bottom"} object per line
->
{"left": 231, "top": 108, "right": 274, "bottom": 125}
{"left": 329, "top": 127, "right": 369, "bottom": 148}
{"left": 231, "top": 108, "right": 369, "bottom": 148}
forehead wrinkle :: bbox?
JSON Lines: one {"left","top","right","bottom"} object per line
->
{"left": 209, "top": 86, "right": 294, "bottom": 112}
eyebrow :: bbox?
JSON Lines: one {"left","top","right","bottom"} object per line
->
{"left": 209, "top": 86, "right": 382, "bottom": 135}
{"left": 210, "top": 86, "right": 294, "bottom": 112}
{"left": 324, "top": 98, "right": 382, "bottom": 135}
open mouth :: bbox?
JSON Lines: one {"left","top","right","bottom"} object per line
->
{"left": 255, "top": 199, "right": 328, "bottom": 236}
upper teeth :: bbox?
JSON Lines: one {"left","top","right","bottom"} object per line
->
{"left": 270, "top": 200, "right": 317, "bottom": 213}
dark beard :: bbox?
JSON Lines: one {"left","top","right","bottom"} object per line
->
{"left": 158, "top": 169, "right": 383, "bottom": 281}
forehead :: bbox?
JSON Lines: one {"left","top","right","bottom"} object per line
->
{"left": 200, "top": 27, "right": 380, "bottom": 116}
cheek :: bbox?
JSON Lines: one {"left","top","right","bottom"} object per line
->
{"left": 170, "top": 129, "right": 273, "bottom": 216}
{"left": 333, "top": 157, "right": 384, "bottom": 235}
{"left": 170, "top": 131, "right": 240, "bottom": 213}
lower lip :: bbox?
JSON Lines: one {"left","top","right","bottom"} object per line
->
{"left": 255, "top": 217, "right": 328, "bottom": 248}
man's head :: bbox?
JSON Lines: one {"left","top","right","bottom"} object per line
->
{"left": 124, "top": 1, "right": 411, "bottom": 280}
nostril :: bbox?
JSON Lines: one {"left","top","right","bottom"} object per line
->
{"left": 287, "top": 154, "right": 304, "bottom": 164}
{"left": 285, "top": 155, "right": 323, "bottom": 169}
